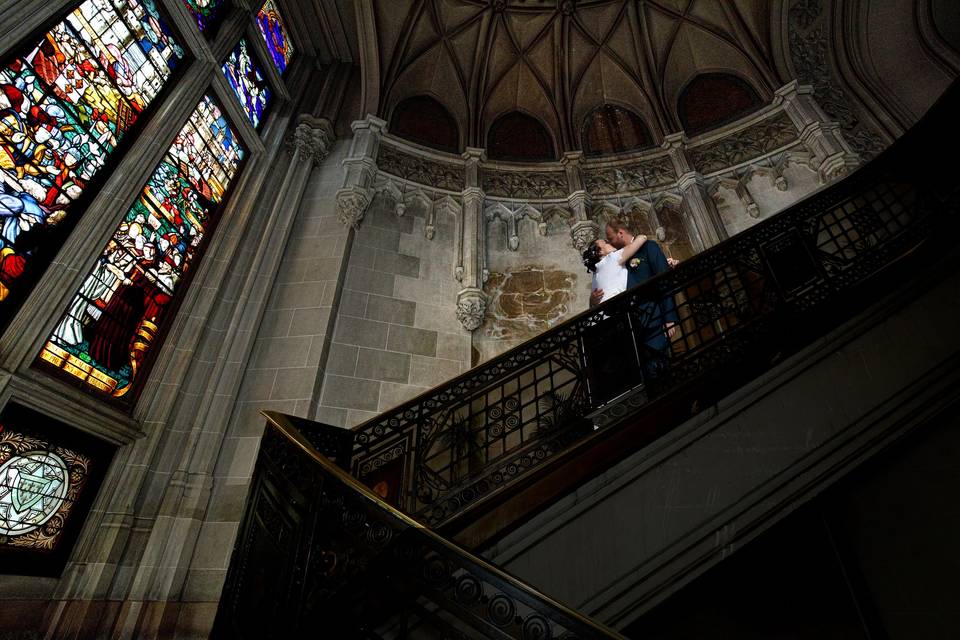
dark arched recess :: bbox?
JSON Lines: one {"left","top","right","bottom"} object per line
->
{"left": 678, "top": 73, "right": 763, "bottom": 135}
{"left": 582, "top": 104, "right": 654, "bottom": 156}
{"left": 390, "top": 96, "right": 460, "bottom": 153}
{"left": 487, "top": 112, "right": 556, "bottom": 161}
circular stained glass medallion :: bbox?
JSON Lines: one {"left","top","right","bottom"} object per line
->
{"left": 0, "top": 451, "right": 70, "bottom": 536}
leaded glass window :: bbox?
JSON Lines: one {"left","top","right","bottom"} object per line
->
{"left": 180, "top": 0, "right": 228, "bottom": 35}
{"left": 0, "top": 402, "right": 112, "bottom": 576}
{"left": 221, "top": 39, "right": 271, "bottom": 129}
{"left": 256, "top": 0, "right": 295, "bottom": 74}
{"left": 0, "top": 0, "right": 183, "bottom": 329}
{"left": 39, "top": 94, "right": 244, "bottom": 399}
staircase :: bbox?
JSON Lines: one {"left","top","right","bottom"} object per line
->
{"left": 212, "top": 84, "right": 960, "bottom": 638}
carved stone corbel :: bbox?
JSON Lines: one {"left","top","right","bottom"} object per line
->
{"left": 286, "top": 115, "right": 335, "bottom": 166}
{"left": 335, "top": 115, "right": 386, "bottom": 230}
{"left": 335, "top": 187, "right": 371, "bottom": 229}
{"left": 570, "top": 220, "right": 600, "bottom": 252}
{"left": 456, "top": 287, "right": 488, "bottom": 332}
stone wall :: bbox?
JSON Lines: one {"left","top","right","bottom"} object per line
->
{"left": 475, "top": 215, "right": 588, "bottom": 362}
{"left": 315, "top": 194, "right": 472, "bottom": 427}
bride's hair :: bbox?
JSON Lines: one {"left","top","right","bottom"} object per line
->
{"left": 582, "top": 243, "right": 602, "bottom": 273}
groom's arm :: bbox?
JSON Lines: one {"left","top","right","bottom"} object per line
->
{"left": 648, "top": 243, "right": 680, "bottom": 332}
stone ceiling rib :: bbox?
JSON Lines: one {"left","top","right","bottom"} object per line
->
{"left": 371, "top": 0, "right": 781, "bottom": 150}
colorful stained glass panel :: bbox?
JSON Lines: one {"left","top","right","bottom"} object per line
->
{"left": 222, "top": 39, "right": 271, "bottom": 129}
{"left": 180, "top": 0, "right": 228, "bottom": 34}
{"left": 0, "top": 0, "right": 182, "bottom": 324}
{"left": 0, "top": 421, "right": 88, "bottom": 550}
{"left": 256, "top": 0, "right": 295, "bottom": 74}
{"left": 0, "top": 403, "right": 112, "bottom": 576}
{"left": 40, "top": 95, "right": 245, "bottom": 399}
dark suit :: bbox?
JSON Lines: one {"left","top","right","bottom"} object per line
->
{"left": 625, "top": 241, "right": 678, "bottom": 378}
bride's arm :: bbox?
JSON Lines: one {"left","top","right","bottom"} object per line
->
{"left": 618, "top": 235, "right": 648, "bottom": 266}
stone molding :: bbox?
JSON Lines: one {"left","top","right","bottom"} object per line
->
{"left": 341, "top": 81, "right": 859, "bottom": 332}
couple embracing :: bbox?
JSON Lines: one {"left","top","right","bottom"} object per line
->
{"left": 581, "top": 218, "right": 680, "bottom": 399}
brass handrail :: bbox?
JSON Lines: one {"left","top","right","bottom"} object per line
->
{"left": 213, "top": 410, "right": 625, "bottom": 638}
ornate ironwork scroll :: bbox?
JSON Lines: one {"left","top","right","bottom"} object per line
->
{"left": 214, "top": 413, "right": 621, "bottom": 639}
{"left": 345, "top": 85, "right": 959, "bottom": 530}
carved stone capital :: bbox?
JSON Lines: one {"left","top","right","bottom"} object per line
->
{"left": 351, "top": 114, "right": 388, "bottom": 134}
{"left": 286, "top": 116, "right": 335, "bottom": 166}
{"left": 456, "top": 288, "right": 488, "bottom": 332}
{"left": 567, "top": 190, "right": 590, "bottom": 213}
{"left": 570, "top": 220, "right": 600, "bottom": 252}
{"left": 677, "top": 171, "right": 704, "bottom": 193}
{"left": 462, "top": 187, "right": 485, "bottom": 208}
{"left": 661, "top": 132, "right": 689, "bottom": 151}
{"left": 335, "top": 188, "right": 371, "bottom": 230}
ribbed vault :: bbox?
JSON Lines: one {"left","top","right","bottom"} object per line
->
{"left": 361, "top": 0, "right": 784, "bottom": 153}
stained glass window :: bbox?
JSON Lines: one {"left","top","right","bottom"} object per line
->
{"left": 39, "top": 94, "right": 244, "bottom": 399}
{"left": 222, "top": 39, "right": 271, "bottom": 129}
{"left": 256, "top": 0, "right": 295, "bottom": 74}
{"left": 0, "top": 402, "right": 112, "bottom": 576}
{"left": 180, "top": 0, "right": 228, "bottom": 35}
{"left": 0, "top": 0, "right": 183, "bottom": 328}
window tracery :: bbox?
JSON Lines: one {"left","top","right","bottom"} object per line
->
{"left": 222, "top": 38, "right": 271, "bottom": 129}
{"left": 39, "top": 94, "right": 245, "bottom": 399}
{"left": 0, "top": 0, "right": 182, "bottom": 328}
{"left": 256, "top": 0, "right": 295, "bottom": 75}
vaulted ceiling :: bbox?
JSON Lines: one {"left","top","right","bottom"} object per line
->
{"left": 358, "top": 0, "right": 786, "bottom": 153}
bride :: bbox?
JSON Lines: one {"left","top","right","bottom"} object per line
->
{"left": 582, "top": 234, "right": 648, "bottom": 305}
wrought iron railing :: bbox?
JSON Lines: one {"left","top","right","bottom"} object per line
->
{"left": 338, "top": 92, "right": 958, "bottom": 532}
{"left": 217, "top": 86, "right": 959, "bottom": 635}
{"left": 212, "top": 412, "right": 623, "bottom": 639}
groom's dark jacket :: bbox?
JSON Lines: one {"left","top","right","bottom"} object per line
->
{"left": 625, "top": 240, "right": 679, "bottom": 352}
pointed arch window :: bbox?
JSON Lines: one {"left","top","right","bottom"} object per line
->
{"left": 222, "top": 38, "right": 272, "bottom": 129}
{"left": 39, "top": 94, "right": 245, "bottom": 400}
{"left": 0, "top": 0, "right": 183, "bottom": 330}
{"left": 678, "top": 73, "right": 762, "bottom": 135}
{"left": 390, "top": 96, "right": 460, "bottom": 153}
{"left": 256, "top": 0, "right": 296, "bottom": 75}
{"left": 487, "top": 112, "right": 556, "bottom": 162}
{"left": 582, "top": 105, "right": 654, "bottom": 156}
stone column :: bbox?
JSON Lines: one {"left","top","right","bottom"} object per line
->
{"left": 456, "top": 149, "right": 488, "bottom": 331}
{"left": 335, "top": 115, "right": 386, "bottom": 229}
{"left": 563, "top": 151, "right": 599, "bottom": 252}
{"left": 663, "top": 133, "right": 728, "bottom": 250}
{"left": 775, "top": 81, "right": 859, "bottom": 183}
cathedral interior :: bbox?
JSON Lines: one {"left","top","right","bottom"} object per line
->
{"left": 0, "top": 0, "right": 958, "bottom": 638}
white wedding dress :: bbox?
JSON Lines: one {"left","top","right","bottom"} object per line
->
{"left": 591, "top": 248, "right": 628, "bottom": 302}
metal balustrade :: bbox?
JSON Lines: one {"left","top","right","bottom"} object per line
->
{"left": 216, "top": 85, "right": 960, "bottom": 636}
{"left": 213, "top": 412, "right": 623, "bottom": 639}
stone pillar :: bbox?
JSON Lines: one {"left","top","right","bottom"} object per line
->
{"left": 775, "top": 81, "right": 860, "bottom": 183}
{"left": 456, "top": 149, "right": 488, "bottom": 331}
{"left": 663, "top": 133, "right": 728, "bottom": 249}
{"left": 335, "top": 115, "right": 386, "bottom": 229}
{"left": 563, "top": 152, "right": 599, "bottom": 252}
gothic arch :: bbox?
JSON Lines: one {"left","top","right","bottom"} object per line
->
{"left": 581, "top": 104, "right": 655, "bottom": 156}
{"left": 389, "top": 95, "right": 461, "bottom": 153}
{"left": 486, "top": 110, "right": 557, "bottom": 162}
{"left": 677, "top": 72, "right": 764, "bottom": 135}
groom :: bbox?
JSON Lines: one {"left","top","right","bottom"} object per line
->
{"left": 591, "top": 217, "right": 679, "bottom": 379}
